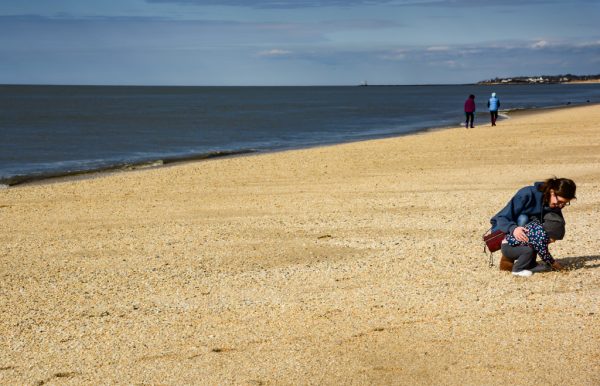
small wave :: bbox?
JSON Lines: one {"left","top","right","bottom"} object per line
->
{"left": 121, "top": 160, "right": 164, "bottom": 170}
{"left": 160, "top": 149, "right": 257, "bottom": 164}
{"left": 0, "top": 149, "right": 258, "bottom": 186}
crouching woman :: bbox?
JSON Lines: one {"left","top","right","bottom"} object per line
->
{"left": 489, "top": 177, "right": 576, "bottom": 276}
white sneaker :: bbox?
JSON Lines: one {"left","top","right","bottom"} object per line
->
{"left": 512, "top": 270, "right": 533, "bottom": 277}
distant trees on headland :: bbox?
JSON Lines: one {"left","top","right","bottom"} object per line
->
{"left": 478, "top": 74, "right": 600, "bottom": 85}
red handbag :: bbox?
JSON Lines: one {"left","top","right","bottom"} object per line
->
{"left": 482, "top": 229, "right": 506, "bottom": 266}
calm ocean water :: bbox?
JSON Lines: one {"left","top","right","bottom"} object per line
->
{"left": 2, "top": 84, "right": 600, "bottom": 185}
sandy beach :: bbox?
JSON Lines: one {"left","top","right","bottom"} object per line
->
{"left": 1, "top": 104, "right": 599, "bottom": 385}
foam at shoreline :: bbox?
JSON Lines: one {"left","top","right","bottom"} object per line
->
{"left": 2, "top": 149, "right": 257, "bottom": 186}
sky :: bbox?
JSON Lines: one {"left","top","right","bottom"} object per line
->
{"left": 1, "top": 0, "right": 599, "bottom": 86}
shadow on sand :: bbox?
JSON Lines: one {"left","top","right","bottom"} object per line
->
{"left": 557, "top": 255, "right": 600, "bottom": 271}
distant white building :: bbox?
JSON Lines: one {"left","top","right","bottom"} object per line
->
{"left": 527, "top": 76, "right": 545, "bottom": 83}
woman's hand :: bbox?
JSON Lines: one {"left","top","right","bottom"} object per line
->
{"left": 513, "top": 226, "right": 529, "bottom": 242}
{"left": 551, "top": 261, "right": 564, "bottom": 271}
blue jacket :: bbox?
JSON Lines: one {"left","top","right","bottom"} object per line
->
{"left": 488, "top": 97, "right": 500, "bottom": 111}
{"left": 490, "top": 182, "right": 562, "bottom": 235}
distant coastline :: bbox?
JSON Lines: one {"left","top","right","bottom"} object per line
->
{"left": 478, "top": 73, "right": 600, "bottom": 85}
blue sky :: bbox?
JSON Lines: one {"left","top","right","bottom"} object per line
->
{"left": 1, "top": 0, "right": 598, "bottom": 85}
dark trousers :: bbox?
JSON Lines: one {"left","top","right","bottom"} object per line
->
{"left": 490, "top": 111, "right": 498, "bottom": 126}
{"left": 465, "top": 112, "right": 474, "bottom": 128}
{"left": 501, "top": 243, "right": 537, "bottom": 272}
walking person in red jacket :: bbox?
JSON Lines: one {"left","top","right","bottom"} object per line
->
{"left": 464, "top": 94, "right": 476, "bottom": 128}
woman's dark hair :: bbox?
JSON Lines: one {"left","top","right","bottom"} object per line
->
{"left": 469, "top": 94, "right": 475, "bottom": 99}
{"left": 539, "top": 177, "right": 577, "bottom": 203}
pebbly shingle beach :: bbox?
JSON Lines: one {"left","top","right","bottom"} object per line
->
{"left": 1, "top": 104, "right": 599, "bottom": 385}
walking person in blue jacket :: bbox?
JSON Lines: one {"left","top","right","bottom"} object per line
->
{"left": 490, "top": 177, "right": 576, "bottom": 275}
{"left": 487, "top": 92, "right": 500, "bottom": 126}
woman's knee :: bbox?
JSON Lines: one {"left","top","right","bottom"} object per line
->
{"left": 501, "top": 243, "right": 534, "bottom": 260}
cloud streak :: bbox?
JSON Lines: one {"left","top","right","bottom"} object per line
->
{"left": 257, "top": 48, "right": 293, "bottom": 57}
{"left": 144, "top": 0, "right": 597, "bottom": 9}
{"left": 144, "top": 0, "right": 400, "bottom": 9}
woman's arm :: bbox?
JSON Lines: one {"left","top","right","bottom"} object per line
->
{"left": 491, "top": 190, "right": 532, "bottom": 235}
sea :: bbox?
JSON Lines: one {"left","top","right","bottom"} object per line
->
{"left": 2, "top": 83, "right": 600, "bottom": 186}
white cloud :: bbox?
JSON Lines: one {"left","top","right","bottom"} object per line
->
{"left": 531, "top": 40, "right": 550, "bottom": 49}
{"left": 441, "top": 60, "right": 463, "bottom": 68}
{"left": 381, "top": 49, "right": 407, "bottom": 61}
{"left": 427, "top": 46, "right": 449, "bottom": 52}
{"left": 257, "top": 48, "right": 292, "bottom": 57}
{"left": 575, "top": 40, "right": 600, "bottom": 48}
